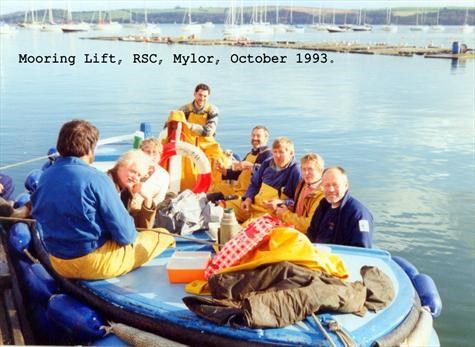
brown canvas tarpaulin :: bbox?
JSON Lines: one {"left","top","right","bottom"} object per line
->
{"left": 184, "top": 262, "right": 394, "bottom": 328}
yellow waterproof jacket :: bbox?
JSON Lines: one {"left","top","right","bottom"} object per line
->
{"left": 210, "top": 146, "right": 271, "bottom": 197}
{"left": 234, "top": 151, "right": 257, "bottom": 194}
{"left": 186, "top": 226, "right": 348, "bottom": 295}
{"left": 182, "top": 103, "right": 218, "bottom": 150}
{"left": 220, "top": 226, "right": 348, "bottom": 279}
{"left": 234, "top": 147, "right": 271, "bottom": 194}
{"left": 281, "top": 180, "right": 324, "bottom": 233}
{"left": 179, "top": 102, "right": 227, "bottom": 191}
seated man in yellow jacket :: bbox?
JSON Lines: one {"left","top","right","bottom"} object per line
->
{"left": 212, "top": 125, "right": 272, "bottom": 196}
{"left": 267, "top": 153, "right": 325, "bottom": 233}
{"left": 224, "top": 137, "right": 301, "bottom": 223}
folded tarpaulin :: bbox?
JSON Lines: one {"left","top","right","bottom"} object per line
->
{"left": 183, "top": 261, "right": 394, "bottom": 329}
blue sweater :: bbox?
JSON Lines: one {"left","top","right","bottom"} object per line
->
{"left": 244, "top": 157, "right": 301, "bottom": 203}
{"left": 223, "top": 146, "right": 272, "bottom": 181}
{"left": 307, "top": 191, "right": 373, "bottom": 248}
{"left": 0, "top": 173, "right": 14, "bottom": 200}
{"left": 31, "top": 156, "right": 138, "bottom": 259}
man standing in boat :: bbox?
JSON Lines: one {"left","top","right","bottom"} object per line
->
{"left": 307, "top": 166, "right": 373, "bottom": 248}
{"left": 176, "top": 83, "right": 227, "bottom": 191}
{"left": 30, "top": 120, "right": 174, "bottom": 280}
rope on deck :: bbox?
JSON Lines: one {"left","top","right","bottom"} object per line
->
{"left": 102, "top": 321, "right": 188, "bottom": 347}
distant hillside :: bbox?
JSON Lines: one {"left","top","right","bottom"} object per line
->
{"left": 1, "top": 6, "right": 473, "bottom": 26}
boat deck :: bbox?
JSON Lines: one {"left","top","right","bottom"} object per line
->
{"left": 78, "top": 233, "right": 416, "bottom": 346}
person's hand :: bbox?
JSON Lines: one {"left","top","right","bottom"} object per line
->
{"left": 136, "top": 184, "right": 154, "bottom": 209}
{"left": 275, "top": 204, "right": 288, "bottom": 218}
{"left": 181, "top": 120, "right": 191, "bottom": 129}
{"left": 239, "top": 161, "right": 253, "bottom": 171}
{"left": 264, "top": 199, "right": 283, "bottom": 211}
{"left": 0, "top": 183, "right": 4, "bottom": 194}
{"left": 241, "top": 198, "right": 252, "bottom": 211}
{"left": 215, "top": 160, "right": 227, "bottom": 174}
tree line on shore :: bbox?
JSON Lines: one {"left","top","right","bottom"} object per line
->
{"left": 1, "top": 6, "right": 473, "bottom": 26}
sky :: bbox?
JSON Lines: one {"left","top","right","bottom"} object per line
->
{"left": 1, "top": 0, "right": 474, "bottom": 15}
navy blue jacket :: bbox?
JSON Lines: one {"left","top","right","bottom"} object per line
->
{"left": 307, "top": 191, "right": 373, "bottom": 248}
{"left": 244, "top": 157, "right": 301, "bottom": 204}
{"left": 223, "top": 146, "right": 272, "bottom": 181}
{"left": 0, "top": 173, "right": 14, "bottom": 200}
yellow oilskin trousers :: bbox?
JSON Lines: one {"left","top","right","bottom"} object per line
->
{"left": 235, "top": 152, "right": 257, "bottom": 194}
{"left": 210, "top": 152, "right": 258, "bottom": 196}
{"left": 225, "top": 183, "right": 288, "bottom": 225}
{"left": 180, "top": 105, "right": 228, "bottom": 192}
{"left": 222, "top": 198, "right": 250, "bottom": 224}
{"left": 245, "top": 183, "right": 288, "bottom": 225}
{"left": 50, "top": 229, "right": 175, "bottom": 280}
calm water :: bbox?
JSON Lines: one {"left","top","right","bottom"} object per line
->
{"left": 1, "top": 25, "right": 474, "bottom": 346}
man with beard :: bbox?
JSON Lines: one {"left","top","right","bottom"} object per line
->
{"left": 212, "top": 125, "right": 272, "bottom": 197}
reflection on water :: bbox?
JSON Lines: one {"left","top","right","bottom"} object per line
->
{"left": 1, "top": 26, "right": 474, "bottom": 346}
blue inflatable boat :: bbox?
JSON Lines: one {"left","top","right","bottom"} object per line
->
{"left": 0, "top": 125, "right": 442, "bottom": 346}
{"left": 3, "top": 221, "right": 442, "bottom": 346}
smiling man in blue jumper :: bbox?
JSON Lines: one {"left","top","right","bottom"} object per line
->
{"left": 307, "top": 166, "right": 373, "bottom": 248}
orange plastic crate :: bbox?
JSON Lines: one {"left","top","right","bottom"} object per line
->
{"left": 167, "top": 251, "right": 211, "bottom": 284}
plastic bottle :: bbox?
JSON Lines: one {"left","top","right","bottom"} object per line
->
{"left": 140, "top": 122, "right": 152, "bottom": 139}
{"left": 219, "top": 208, "right": 241, "bottom": 245}
{"left": 133, "top": 130, "right": 145, "bottom": 149}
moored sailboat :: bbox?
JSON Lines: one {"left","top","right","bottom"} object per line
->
{"left": 181, "top": 2, "right": 202, "bottom": 34}
{"left": 381, "top": 7, "right": 398, "bottom": 32}
{"left": 429, "top": 9, "right": 445, "bottom": 32}
{"left": 409, "top": 8, "right": 428, "bottom": 31}
{"left": 461, "top": 8, "right": 473, "bottom": 33}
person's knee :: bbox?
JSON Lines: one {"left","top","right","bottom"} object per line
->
{"left": 137, "top": 229, "right": 175, "bottom": 250}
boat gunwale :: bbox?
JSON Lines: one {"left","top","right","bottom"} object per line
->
{"left": 29, "top": 218, "right": 420, "bottom": 346}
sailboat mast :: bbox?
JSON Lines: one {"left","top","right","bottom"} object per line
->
{"left": 240, "top": 0, "right": 244, "bottom": 25}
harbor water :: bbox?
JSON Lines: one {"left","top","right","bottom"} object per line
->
{"left": 1, "top": 24, "right": 474, "bottom": 345}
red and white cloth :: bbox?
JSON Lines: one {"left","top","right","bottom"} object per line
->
{"left": 205, "top": 215, "right": 282, "bottom": 279}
